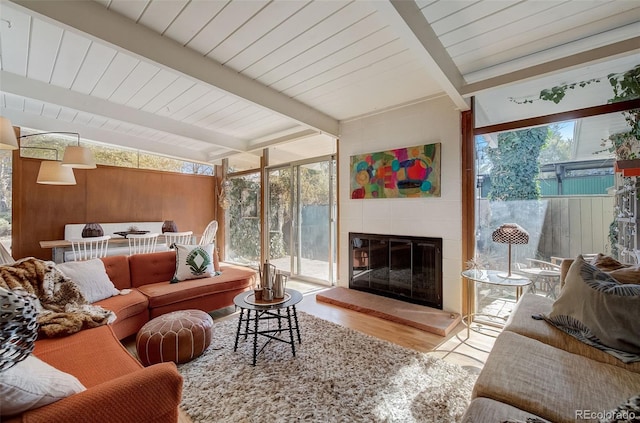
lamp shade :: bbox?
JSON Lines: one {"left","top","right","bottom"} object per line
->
{"left": 37, "top": 161, "right": 76, "bottom": 185}
{"left": 0, "top": 117, "right": 19, "bottom": 150}
{"left": 492, "top": 223, "right": 529, "bottom": 245}
{"left": 61, "top": 145, "right": 96, "bottom": 168}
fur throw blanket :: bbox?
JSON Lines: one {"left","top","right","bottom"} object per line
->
{"left": 0, "top": 257, "right": 116, "bottom": 337}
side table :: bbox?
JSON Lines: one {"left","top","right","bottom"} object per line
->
{"left": 461, "top": 269, "right": 531, "bottom": 338}
{"left": 233, "top": 288, "right": 302, "bottom": 366}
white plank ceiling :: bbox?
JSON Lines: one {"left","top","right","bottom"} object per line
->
{"left": 0, "top": 0, "right": 638, "bottom": 165}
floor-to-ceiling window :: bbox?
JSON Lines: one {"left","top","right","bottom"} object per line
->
{"left": 225, "top": 171, "right": 261, "bottom": 268}
{"left": 266, "top": 156, "right": 336, "bottom": 285}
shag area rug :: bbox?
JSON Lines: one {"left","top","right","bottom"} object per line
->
{"left": 178, "top": 311, "right": 476, "bottom": 423}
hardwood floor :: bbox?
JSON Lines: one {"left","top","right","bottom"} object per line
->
{"left": 169, "top": 284, "right": 497, "bottom": 423}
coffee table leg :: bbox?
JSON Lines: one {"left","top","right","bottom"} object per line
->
{"left": 286, "top": 306, "right": 296, "bottom": 357}
{"left": 292, "top": 305, "right": 301, "bottom": 343}
{"left": 244, "top": 308, "right": 251, "bottom": 340}
{"left": 234, "top": 308, "right": 244, "bottom": 352}
{"left": 252, "top": 310, "right": 259, "bottom": 366}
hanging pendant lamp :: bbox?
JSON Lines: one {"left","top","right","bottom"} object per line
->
{"left": 0, "top": 117, "right": 19, "bottom": 150}
{"left": 61, "top": 133, "right": 96, "bottom": 168}
{"left": 36, "top": 160, "right": 76, "bottom": 185}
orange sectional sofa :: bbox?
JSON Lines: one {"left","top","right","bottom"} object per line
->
{"left": 5, "top": 251, "right": 256, "bottom": 422}
{"left": 5, "top": 325, "right": 183, "bottom": 423}
{"left": 97, "top": 250, "right": 257, "bottom": 339}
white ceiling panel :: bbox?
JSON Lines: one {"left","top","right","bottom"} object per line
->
{"left": 257, "top": 13, "right": 388, "bottom": 86}
{"left": 108, "top": 60, "right": 160, "bottom": 104}
{"left": 91, "top": 52, "right": 139, "bottom": 99}
{"left": 23, "top": 98, "right": 42, "bottom": 115}
{"left": 70, "top": 42, "right": 117, "bottom": 95}
{"left": 0, "top": 0, "right": 636, "bottom": 166}
{"left": 222, "top": 1, "right": 350, "bottom": 72}
{"left": 138, "top": 0, "right": 189, "bottom": 35}
{"left": 50, "top": 31, "right": 91, "bottom": 88}
{"left": 187, "top": 0, "right": 269, "bottom": 56}
{"left": 107, "top": 0, "right": 149, "bottom": 22}
{"left": 209, "top": 0, "right": 309, "bottom": 65}
{"left": 141, "top": 76, "right": 194, "bottom": 114}
{"left": 162, "top": 0, "right": 228, "bottom": 46}
{"left": 26, "top": 18, "right": 62, "bottom": 82}
{"left": 124, "top": 69, "right": 178, "bottom": 110}
{"left": 239, "top": 1, "right": 377, "bottom": 79}
{"left": 0, "top": 5, "right": 30, "bottom": 75}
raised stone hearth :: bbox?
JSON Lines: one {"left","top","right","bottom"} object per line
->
{"left": 317, "top": 287, "right": 460, "bottom": 336}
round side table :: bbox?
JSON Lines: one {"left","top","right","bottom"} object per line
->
{"left": 461, "top": 269, "right": 531, "bottom": 339}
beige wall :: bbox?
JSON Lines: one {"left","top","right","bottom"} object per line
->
{"left": 338, "top": 97, "right": 463, "bottom": 314}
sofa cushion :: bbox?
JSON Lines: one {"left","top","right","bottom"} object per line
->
{"left": 100, "top": 255, "right": 131, "bottom": 290}
{"left": 0, "top": 355, "right": 86, "bottom": 416}
{"left": 590, "top": 253, "right": 629, "bottom": 271}
{"left": 473, "top": 331, "right": 640, "bottom": 423}
{"left": 608, "top": 266, "right": 640, "bottom": 284}
{"left": 128, "top": 251, "right": 177, "bottom": 288}
{"left": 171, "top": 244, "right": 215, "bottom": 283}
{"left": 94, "top": 288, "right": 148, "bottom": 322}
{"left": 33, "top": 325, "right": 142, "bottom": 388}
{"left": 544, "top": 256, "right": 640, "bottom": 362}
{"left": 462, "top": 398, "right": 550, "bottom": 423}
{"left": 504, "top": 293, "right": 640, "bottom": 373}
{"left": 57, "top": 259, "right": 119, "bottom": 303}
{"left": 137, "top": 265, "right": 255, "bottom": 309}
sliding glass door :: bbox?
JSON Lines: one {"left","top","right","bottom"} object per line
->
{"left": 267, "top": 156, "right": 336, "bottom": 285}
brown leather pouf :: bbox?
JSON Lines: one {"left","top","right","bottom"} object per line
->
{"left": 136, "top": 309, "right": 213, "bottom": 366}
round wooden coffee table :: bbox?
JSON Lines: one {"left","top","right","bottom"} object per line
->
{"left": 233, "top": 288, "right": 302, "bottom": 366}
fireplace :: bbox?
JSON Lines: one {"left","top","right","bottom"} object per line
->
{"left": 349, "top": 233, "right": 443, "bottom": 309}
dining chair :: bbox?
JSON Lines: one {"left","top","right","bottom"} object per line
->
{"left": 164, "top": 231, "right": 193, "bottom": 249}
{"left": 128, "top": 233, "right": 159, "bottom": 255}
{"left": 199, "top": 220, "right": 218, "bottom": 246}
{"left": 69, "top": 235, "right": 111, "bottom": 261}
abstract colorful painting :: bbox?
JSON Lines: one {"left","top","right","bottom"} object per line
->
{"left": 350, "top": 143, "right": 441, "bottom": 199}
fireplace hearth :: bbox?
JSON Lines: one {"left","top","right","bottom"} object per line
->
{"left": 349, "top": 233, "right": 442, "bottom": 309}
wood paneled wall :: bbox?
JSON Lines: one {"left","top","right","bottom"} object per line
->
{"left": 13, "top": 155, "right": 217, "bottom": 260}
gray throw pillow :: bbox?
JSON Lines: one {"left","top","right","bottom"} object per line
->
{"left": 543, "top": 255, "right": 640, "bottom": 363}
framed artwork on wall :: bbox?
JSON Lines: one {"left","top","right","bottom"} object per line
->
{"left": 350, "top": 143, "right": 441, "bottom": 199}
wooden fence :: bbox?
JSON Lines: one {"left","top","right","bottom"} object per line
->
{"left": 477, "top": 195, "right": 614, "bottom": 261}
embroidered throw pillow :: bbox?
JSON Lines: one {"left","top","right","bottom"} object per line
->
{"left": 543, "top": 255, "right": 640, "bottom": 363}
{"left": 171, "top": 244, "right": 215, "bottom": 283}
{"left": 57, "top": 259, "right": 120, "bottom": 303}
{"left": 0, "top": 355, "right": 86, "bottom": 416}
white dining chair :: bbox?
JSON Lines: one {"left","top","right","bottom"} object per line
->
{"left": 68, "top": 235, "right": 110, "bottom": 261}
{"left": 199, "top": 220, "right": 218, "bottom": 245}
{"left": 164, "top": 231, "right": 193, "bottom": 249}
{"left": 128, "top": 233, "right": 159, "bottom": 255}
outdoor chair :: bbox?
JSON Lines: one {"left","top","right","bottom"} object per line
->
{"left": 516, "top": 258, "right": 562, "bottom": 298}
{"left": 164, "top": 231, "right": 193, "bottom": 249}
{"left": 128, "top": 233, "right": 159, "bottom": 255}
{"left": 69, "top": 235, "right": 110, "bottom": 261}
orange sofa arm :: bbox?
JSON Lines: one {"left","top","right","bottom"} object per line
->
{"left": 20, "top": 362, "right": 183, "bottom": 423}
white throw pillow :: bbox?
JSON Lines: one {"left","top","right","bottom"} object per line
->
{"left": 57, "top": 259, "right": 119, "bottom": 303}
{"left": 171, "top": 244, "right": 215, "bottom": 283}
{"left": 0, "top": 355, "right": 86, "bottom": 416}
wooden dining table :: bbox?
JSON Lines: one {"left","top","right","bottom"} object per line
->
{"left": 40, "top": 234, "right": 198, "bottom": 263}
